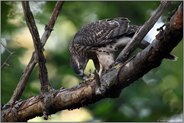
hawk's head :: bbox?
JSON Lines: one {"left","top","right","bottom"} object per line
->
{"left": 69, "top": 43, "right": 88, "bottom": 77}
{"left": 70, "top": 54, "right": 88, "bottom": 77}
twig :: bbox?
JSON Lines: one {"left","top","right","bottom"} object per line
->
{"left": 22, "top": 1, "right": 50, "bottom": 92}
{"left": 0, "top": 41, "right": 12, "bottom": 53}
{"left": 8, "top": 1, "right": 64, "bottom": 105}
{"left": 2, "top": 3, "right": 183, "bottom": 122}
{"left": 0, "top": 42, "right": 14, "bottom": 69}
{"left": 115, "top": 1, "right": 171, "bottom": 63}
{"left": 41, "top": 1, "right": 64, "bottom": 46}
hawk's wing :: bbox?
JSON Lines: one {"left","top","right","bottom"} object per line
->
{"left": 73, "top": 17, "right": 138, "bottom": 47}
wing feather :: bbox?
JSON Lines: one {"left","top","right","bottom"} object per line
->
{"left": 73, "top": 17, "right": 135, "bottom": 47}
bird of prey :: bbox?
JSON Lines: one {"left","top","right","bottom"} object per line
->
{"left": 69, "top": 17, "right": 147, "bottom": 78}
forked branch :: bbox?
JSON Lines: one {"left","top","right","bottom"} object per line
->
{"left": 22, "top": 1, "right": 50, "bottom": 92}
{"left": 8, "top": 1, "right": 64, "bottom": 105}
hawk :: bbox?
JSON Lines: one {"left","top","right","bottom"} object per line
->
{"left": 69, "top": 17, "right": 148, "bottom": 78}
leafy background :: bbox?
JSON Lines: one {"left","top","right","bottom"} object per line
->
{"left": 1, "top": 1, "right": 183, "bottom": 122}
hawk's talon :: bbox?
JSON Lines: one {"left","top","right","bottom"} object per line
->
{"left": 82, "top": 73, "right": 95, "bottom": 82}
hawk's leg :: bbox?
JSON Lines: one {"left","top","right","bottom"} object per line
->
{"left": 92, "top": 56, "right": 102, "bottom": 92}
{"left": 94, "top": 69, "right": 101, "bottom": 94}
{"left": 93, "top": 53, "right": 114, "bottom": 94}
{"left": 97, "top": 53, "right": 114, "bottom": 74}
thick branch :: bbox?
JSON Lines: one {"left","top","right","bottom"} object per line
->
{"left": 1, "top": 3, "right": 182, "bottom": 122}
{"left": 8, "top": 1, "right": 64, "bottom": 104}
{"left": 116, "top": 1, "right": 170, "bottom": 63}
{"left": 114, "top": 2, "right": 183, "bottom": 90}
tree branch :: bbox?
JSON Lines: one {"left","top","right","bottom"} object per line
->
{"left": 8, "top": 1, "right": 64, "bottom": 105}
{"left": 0, "top": 41, "right": 14, "bottom": 69}
{"left": 1, "top": 3, "right": 183, "bottom": 122}
{"left": 22, "top": 1, "right": 50, "bottom": 92}
{"left": 115, "top": 1, "right": 170, "bottom": 63}
{"left": 41, "top": 1, "right": 64, "bottom": 46}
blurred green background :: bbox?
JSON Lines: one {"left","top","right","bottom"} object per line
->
{"left": 1, "top": 1, "right": 183, "bottom": 122}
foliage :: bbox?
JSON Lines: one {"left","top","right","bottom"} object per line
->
{"left": 1, "top": 1, "right": 182, "bottom": 122}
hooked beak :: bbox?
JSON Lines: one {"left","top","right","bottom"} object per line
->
{"left": 78, "top": 69, "right": 84, "bottom": 78}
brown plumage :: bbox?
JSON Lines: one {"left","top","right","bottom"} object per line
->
{"left": 69, "top": 17, "right": 141, "bottom": 78}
